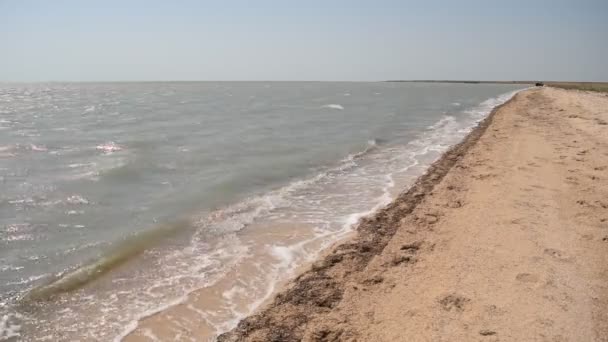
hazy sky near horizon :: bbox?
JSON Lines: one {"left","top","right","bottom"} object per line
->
{"left": 1, "top": 0, "right": 607, "bottom": 82}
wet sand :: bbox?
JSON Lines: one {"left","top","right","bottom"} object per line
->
{"left": 217, "top": 87, "right": 608, "bottom": 341}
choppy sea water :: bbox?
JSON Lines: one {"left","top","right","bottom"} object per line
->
{"left": 0, "top": 82, "right": 525, "bottom": 341}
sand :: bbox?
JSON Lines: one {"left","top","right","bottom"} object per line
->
{"left": 217, "top": 87, "right": 608, "bottom": 342}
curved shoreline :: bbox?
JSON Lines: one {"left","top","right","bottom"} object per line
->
{"left": 216, "top": 90, "right": 523, "bottom": 341}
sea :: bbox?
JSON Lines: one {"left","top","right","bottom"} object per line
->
{"left": 0, "top": 82, "right": 525, "bottom": 341}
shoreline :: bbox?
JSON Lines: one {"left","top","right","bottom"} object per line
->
{"left": 7, "top": 84, "right": 525, "bottom": 342}
{"left": 216, "top": 90, "right": 521, "bottom": 341}
{"left": 115, "top": 89, "right": 524, "bottom": 341}
{"left": 217, "top": 87, "right": 608, "bottom": 341}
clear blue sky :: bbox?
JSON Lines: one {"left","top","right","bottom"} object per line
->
{"left": 1, "top": 0, "right": 607, "bottom": 82}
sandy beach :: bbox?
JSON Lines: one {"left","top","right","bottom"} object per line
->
{"left": 3, "top": 3, "right": 608, "bottom": 341}
{"left": 217, "top": 87, "right": 608, "bottom": 341}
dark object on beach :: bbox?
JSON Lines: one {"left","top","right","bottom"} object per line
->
{"left": 535, "top": 82, "right": 544, "bottom": 87}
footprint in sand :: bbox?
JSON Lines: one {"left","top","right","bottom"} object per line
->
{"left": 516, "top": 273, "right": 540, "bottom": 283}
{"left": 389, "top": 255, "right": 415, "bottom": 266}
{"left": 400, "top": 241, "right": 422, "bottom": 252}
{"left": 438, "top": 294, "right": 470, "bottom": 312}
{"left": 415, "top": 213, "right": 440, "bottom": 225}
{"left": 444, "top": 199, "right": 463, "bottom": 208}
{"left": 386, "top": 241, "right": 422, "bottom": 267}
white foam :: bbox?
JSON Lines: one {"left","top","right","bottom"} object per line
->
{"left": 112, "top": 321, "right": 138, "bottom": 342}
{"left": 96, "top": 142, "right": 122, "bottom": 154}
{"left": 3, "top": 234, "right": 34, "bottom": 242}
{"left": 141, "top": 328, "right": 162, "bottom": 342}
{"left": 65, "top": 158, "right": 127, "bottom": 181}
{"left": 5, "top": 274, "right": 47, "bottom": 286}
{"left": 321, "top": 104, "right": 344, "bottom": 110}
{"left": 83, "top": 105, "right": 96, "bottom": 113}
{"left": 215, "top": 237, "right": 323, "bottom": 334}
{"left": 68, "top": 163, "right": 94, "bottom": 168}
{"left": 0, "top": 265, "right": 24, "bottom": 272}
{"left": 269, "top": 245, "right": 296, "bottom": 268}
{"left": 66, "top": 195, "right": 89, "bottom": 205}
{"left": 428, "top": 115, "right": 457, "bottom": 130}
{"left": 108, "top": 234, "right": 250, "bottom": 341}
{"left": 340, "top": 173, "right": 394, "bottom": 234}
{"left": 0, "top": 312, "right": 22, "bottom": 340}
{"left": 29, "top": 144, "right": 47, "bottom": 152}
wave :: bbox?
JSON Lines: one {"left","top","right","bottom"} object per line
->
{"left": 3, "top": 194, "right": 91, "bottom": 212}
{"left": 22, "top": 220, "right": 190, "bottom": 302}
{"left": 29, "top": 144, "right": 47, "bottom": 152}
{"left": 321, "top": 104, "right": 344, "bottom": 110}
{"left": 0, "top": 143, "right": 48, "bottom": 157}
{"left": 428, "top": 115, "right": 457, "bottom": 130}
{"left": 83, "top": 105, "right": 96, "bottom": 114}
{"left": 65, "top": 195, "right": 89, "bottom": 205}
{"left": 193, "top": 138, "right": 385, "bottom": 236}
{"left": 96, "top": 141, "right": 122, "bottom": 154}
{"left": 342, "top": 138, "right": 381, "bottom": 162}
{"left": 19, "top": 136, "right": 389, "bottom": 307}
{"left": 62, "top": 149, "right": 130, "bottom": 181}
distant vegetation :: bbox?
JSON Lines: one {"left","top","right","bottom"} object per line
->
{"left": 545, "top": 82, "right": 608, "bottom": 93}
{"left": 386, "top": 80, "right": 532, "bottom": 84}
{"left": 386, "top": 80, "right": 608, "bottom": 93}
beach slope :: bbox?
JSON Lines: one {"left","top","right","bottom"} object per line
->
{"left": 218, "top": 87, "right": 608, "bottom": 342}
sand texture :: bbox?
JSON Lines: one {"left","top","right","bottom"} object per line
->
{"left": 218, "top": 87, "right": 608, "bottom": 342}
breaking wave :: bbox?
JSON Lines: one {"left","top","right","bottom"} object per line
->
{"left": 321, "top": 104, "right": 344, "bottom": 110}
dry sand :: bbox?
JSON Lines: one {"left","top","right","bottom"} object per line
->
{"left": 218, "top": 87, "right": 608, "bottom": 342}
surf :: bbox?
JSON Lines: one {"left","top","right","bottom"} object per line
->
{"left": 22, "top": 220, "right": 190, "bottom": 302}
{"left": 0, "top": 82, "right": 527, "bottom": 341}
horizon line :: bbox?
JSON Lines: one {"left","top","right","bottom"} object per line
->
{"left": 0, "top": 79, "right": 605, "bottom": 84}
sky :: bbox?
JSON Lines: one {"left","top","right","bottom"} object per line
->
{"left": 1, "top": 0, "right": 607, "bottom": 82}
